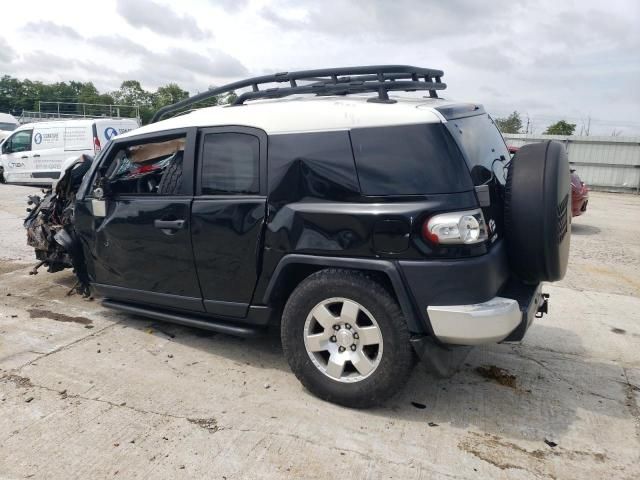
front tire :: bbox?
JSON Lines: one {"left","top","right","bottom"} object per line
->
{"left": 281, "top": 269, "right": 413, "bottom": 408}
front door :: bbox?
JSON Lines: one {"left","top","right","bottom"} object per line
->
{"left": 191, "top": 127, "right": 268, "bottom": 318}
{"left": 75, "top": 128, "right": 203, "bottom": 312}
{"left": 1, "top": 129, "right": 33, "bottom": 183}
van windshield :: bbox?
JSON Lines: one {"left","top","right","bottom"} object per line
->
{"left": 0, "top": 123, "right": 18, "bottom": 131}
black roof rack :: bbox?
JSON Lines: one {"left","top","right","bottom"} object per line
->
{"left": 151, "top": 65, "right": 445, "bottom": 123}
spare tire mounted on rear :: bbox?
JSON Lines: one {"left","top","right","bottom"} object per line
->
{"left": 504, "top": 140, "right": 571, "bottom": 283}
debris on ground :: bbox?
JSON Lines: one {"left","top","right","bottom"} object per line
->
{"left": 188, "top": 417, "right": 220, "bottom": 433}
{"left": 411, "top": 401, "right": 427, "bottom": 409}
{"left": 475, "top": 365, "right": 517, "bottom": 389}
{"left": 2, "top": 374, "right": 33, "bottom": 388}
{"left": 27, "top": 308, "right": 92, "bottom": 326}
{"left": 544, "top": 438, "right": 558, "bottom": 448}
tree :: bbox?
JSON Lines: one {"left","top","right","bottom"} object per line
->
{"left": 544, "top": 120, "right": 576, "bottom": 136}
{"left": 494, "top": 111, "right": 523, "bottom": 134}
{"left": 224, "top": 91, "right": 238, "bottom": 105}
{"left": 111, "top": 80, "right": 152, "bottom": 107}
{"left": 153, "top": 83, "right": 189, "bottom": 110}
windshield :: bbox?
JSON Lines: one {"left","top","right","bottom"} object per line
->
{"left": 445, "top": 114, "right": 510, "bottom": 186}
{"left": 0, "top": 122, "right": 18, "bottom": 131}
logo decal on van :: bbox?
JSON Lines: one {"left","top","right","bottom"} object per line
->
{"left": 34, "top": 133, "right": 42, "bottom": 144}
{"left": 104, "top": 127, "right": 118, "bottom": 140}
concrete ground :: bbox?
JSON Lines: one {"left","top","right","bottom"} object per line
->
{"left": 0, "top": 185, "right": 638, "bottom": 480}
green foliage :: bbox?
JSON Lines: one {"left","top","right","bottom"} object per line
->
{"left": 0, "top": 76, "right": 199, "bottom": 125}
{"left": 494, "top": 111, "right": 523, "bottom": 134}
{"left": 153, "top": 83, "right": 189, "bottom": 109}
{"left": 544, "top": 120, "right": 576, "bottom": 136}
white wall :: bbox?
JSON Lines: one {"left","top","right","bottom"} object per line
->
{"left": 503, "top": 134, "right": 640, "bottom": 193}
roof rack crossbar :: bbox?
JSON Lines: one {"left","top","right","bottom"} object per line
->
{"left": 151, "top": 65, "right": 445, "bottom": 122}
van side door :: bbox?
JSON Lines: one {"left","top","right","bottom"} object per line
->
{"left": 31, "top": 126, "right": 66, "bottom": 181}
{"left": 191, "top": 127, "right": 268, "bottom": 319}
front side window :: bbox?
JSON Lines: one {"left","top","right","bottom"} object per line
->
{"left": 3, "top": 130, "right": 32, "bottom": 153}
{"left": 201, "top": 133, "right": 259, "bottom": 195}
{"left": 98, "top": 136, "right": 186, "bottom": 195}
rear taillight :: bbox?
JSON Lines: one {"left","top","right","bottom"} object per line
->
{"left": 422, "top": 209, "right": 488, "bottom": 245}
{"left": 93, "top": 136, "right": 101, "bottom": 154}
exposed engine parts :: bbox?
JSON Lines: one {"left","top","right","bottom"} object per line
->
{"left": 24, "top": 154, "right": 93, "bottom": 296}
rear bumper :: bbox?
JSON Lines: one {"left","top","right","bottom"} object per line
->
{"left": 398, "top": 240, "right": 546, "bottom": 344}
{"left": 427, "top": 283, "right": 543, "bottom": 345}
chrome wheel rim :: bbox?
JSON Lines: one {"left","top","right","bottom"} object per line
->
{"left": 303, "top": 297, "right": 383, "bottom": 383}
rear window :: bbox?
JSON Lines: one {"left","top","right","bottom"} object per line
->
{"left": 445, "top": 114, "right": 510, "bottom": 185}
{"left": 350, "top": 124, "right": 472, "bottom": 196}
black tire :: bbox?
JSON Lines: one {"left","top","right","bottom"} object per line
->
{"left": 504, "top": 141, "right": 571, "bottom": 283}
{"left": 157, "top": 157, "right": 183, "bottom": 195}
{"left": 281, "top": 269, "right": 414, "bottom": 408}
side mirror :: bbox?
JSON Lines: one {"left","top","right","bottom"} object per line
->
{"left": 1, "top": 142, "right": 9, "bottom": 154}
{"left": 90, "top": 185, "right": 108, "bottom": 218}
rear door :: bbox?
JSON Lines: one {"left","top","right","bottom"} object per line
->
{"left": 75, "top": 128, "right": 203, "bottom": 312}
{"left": 94, "top": 119, "right": 139, "bottom": 147}
{"left": 191, "top": 127, "right": 267, "bottom": 318}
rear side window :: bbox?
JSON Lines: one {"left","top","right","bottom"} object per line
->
{"left": 350, "top": 124, "right": 472, "bottom": 196}
{"left": 446, "top": 114, "right": 510, "bottom": 185}
{"left": 267, "top": 131, "right": 360, "bottom": 203}
{"left": 201, "top": 133, "right": 259, "bottom": 195}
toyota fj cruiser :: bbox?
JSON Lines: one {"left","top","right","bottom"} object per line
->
{"left": 24, "top": 66, "right": 570, "bottom": 408}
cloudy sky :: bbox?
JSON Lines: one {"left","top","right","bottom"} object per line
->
{"left": 1, "top": 0, "right": 639, "bottom": 134}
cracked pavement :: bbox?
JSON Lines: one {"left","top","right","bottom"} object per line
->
{"left": 1, "top": 184, "right": 639, "bottom": 479}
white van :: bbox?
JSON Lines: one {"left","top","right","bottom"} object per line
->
{"left": 0, "top": 113, "right": 19, "bottom": 142}
{"left": 0, "top": 118, "right": 139, "bottom": 185}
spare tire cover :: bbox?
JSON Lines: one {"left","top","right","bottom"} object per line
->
{"left": 504, "top": 141, "right": 570, "bottom": 283}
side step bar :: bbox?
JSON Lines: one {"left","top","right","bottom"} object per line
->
{"left": 102, "top": 300, "right": 261, "bottom": 337}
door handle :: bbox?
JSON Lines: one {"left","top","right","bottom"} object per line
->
{"left": 33, "top": 154, "right": 40, "bottom": 158}
{"left": 154, "top": 219, "right": 186, "bottom": 230}
{"left": 20, "top": 155, "right": 28, "bottom": 159}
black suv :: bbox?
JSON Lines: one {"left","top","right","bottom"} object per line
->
{"left": 25, "top": 66, "right": 570, "bottom": 408}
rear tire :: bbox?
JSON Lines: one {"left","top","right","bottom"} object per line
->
{"left": 281, "top": 269, "right": 414, "bottom": 408}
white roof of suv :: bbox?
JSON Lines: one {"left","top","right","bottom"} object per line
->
{"left": 120, "top": 95, "right": 456, "bottom": 138}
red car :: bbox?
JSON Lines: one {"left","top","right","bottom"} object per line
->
{"left": 570, "top": 169, "right": 589, "bottom": 216}
{"left": 508, "top": 146, "right": 588, "bottom": 217}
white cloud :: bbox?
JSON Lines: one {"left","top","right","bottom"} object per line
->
{"left": 116, "top": 0, "right": 212, "bottom": 40}
{"left": 0, "top": 0, "right": 638, "bottom": 134}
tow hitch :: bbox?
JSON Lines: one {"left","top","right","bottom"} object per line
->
{"left": 536, "top": 293, "right": 550, "bottom": 318}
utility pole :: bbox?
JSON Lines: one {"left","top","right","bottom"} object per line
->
{"left": 586, "top": 116, "right": 591, "bottom": 136}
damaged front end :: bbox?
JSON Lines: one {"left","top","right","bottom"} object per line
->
{"left": 24, "top": 155, "right": 93, "bottom": 296}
